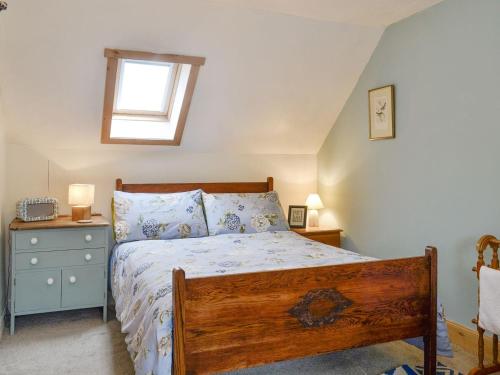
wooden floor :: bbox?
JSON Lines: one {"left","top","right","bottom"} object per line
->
{"left": 381, "top": 340, "right": 496, "bottom": 374}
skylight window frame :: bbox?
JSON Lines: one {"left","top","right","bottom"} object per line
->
{"left": 112, "top": 58, "right": 180, "bottom": 119}
{"left": 101, "top": 49, "right": 205, "bottom": 146}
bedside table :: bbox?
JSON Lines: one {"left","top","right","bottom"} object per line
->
{"left": 291, "top": 227, "right": 343, "bottom": 247}
{"left": 8, "top": 215, "right": 110, "bottom": 334}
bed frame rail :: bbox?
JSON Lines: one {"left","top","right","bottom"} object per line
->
{"left": 116, "top": 177, "right": 273, "bottom": 193}
{"left": 173, "top": 247, "right": 437, "bottom": 374}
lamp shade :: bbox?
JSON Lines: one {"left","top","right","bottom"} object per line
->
{"left": 68, "top": 184, "right": 95, "bottom": 206}
{"left": 305, "top": 193, "right": 324, "bottom": 210}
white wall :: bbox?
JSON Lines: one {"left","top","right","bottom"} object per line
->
{"left": 6, "top": 144, "right": 317, "bottom": 223}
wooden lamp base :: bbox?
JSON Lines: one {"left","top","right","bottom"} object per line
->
{"left": 71, "top": 206, "right": 92, "bottom": 223}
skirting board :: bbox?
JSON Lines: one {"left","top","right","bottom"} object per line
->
{"left": 447, "top": 320, "right": 494, "bottom": 362}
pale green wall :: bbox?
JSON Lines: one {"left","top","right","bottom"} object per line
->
{"left": 318, "top": 0, "right": 500, "bottom": 328}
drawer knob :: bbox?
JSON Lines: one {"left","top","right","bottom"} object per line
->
{"left": 30, "top": 257, "right": 38, "bottom": 265}
{"left": 30, "top": 237, "right": 38, "bottom": 245}
{"left": 85, "top": 234, "right": 93, "bottom": 242}
{"left": 84, "top": 253, "right": 92, "bottom": 261}
{"left": 47, "top": 277, "right": 54, "bottom": 286}
{"left": 69, "top": 276, "right": 77, "bottom": 284}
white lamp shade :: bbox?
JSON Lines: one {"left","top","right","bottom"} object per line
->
{"left": 68, "top": 184, "right": 95, "bottom": 206}
{"left": 305, "top": 193, "right": 324, "bottom": 210}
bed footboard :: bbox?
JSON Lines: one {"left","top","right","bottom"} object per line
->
{"left": 172, "top": 247, "right": 437, "bottom": 375}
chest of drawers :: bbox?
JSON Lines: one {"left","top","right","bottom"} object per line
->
{"left": 9, "top": 216, "right": 110, "bottom": 334}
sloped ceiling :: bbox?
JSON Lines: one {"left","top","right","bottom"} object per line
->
{"left": 213, "top": 0, "right": 444, "bottom": 27}
{"left": 0, "top": 0, "right": 441, "bottom": 154}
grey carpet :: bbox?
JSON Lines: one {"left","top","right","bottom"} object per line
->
{"left": 224, "top": 345, "right": 404, "bottom": 375}
{"left": 0, "top": 308, "right": 423, "bottom": 375}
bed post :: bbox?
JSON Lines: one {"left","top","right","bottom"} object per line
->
{"left": 116, "top": 178, "right": 123, "bottom": 191}
{"left": 267, "top": 177, "right": 273, "bottom": 192}
{"left": 172, "top": 268, "right": 187, "bottom": 375}
{"left": 424, "top": 246, "right": 437, "bottom": 375}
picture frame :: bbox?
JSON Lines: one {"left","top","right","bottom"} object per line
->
{"left": 369, "top": 84, "right": 395, "bottom": 140}
{"left": 288, "top": 205, "right": 307, "bottom": 228}
{"left": 16, "top": 197, "right": 59, "bottom": 222}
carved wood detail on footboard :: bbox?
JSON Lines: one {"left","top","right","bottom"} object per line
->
{"left": 469, "top": 235, "right": 500, "bottom": 375}
{"left": 172, "top": 247, "right": 437, "bottom": 375}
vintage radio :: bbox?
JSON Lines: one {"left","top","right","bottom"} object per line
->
{"left": 16, "top": 197, "right": 59, "bottom": 222}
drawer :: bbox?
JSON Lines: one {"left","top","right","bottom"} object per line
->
{"left": 16, "top": 248, "right": 105, "bottom": 271}
{"left": 61, "top": 266, "right": 105, "bottom": 308}
{"left": 15, "top": 269, "right": 61, "bottom": 313}
{"left": 15, "top": 228, "right": 106, "bottom": 251}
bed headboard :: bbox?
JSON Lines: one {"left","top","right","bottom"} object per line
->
{"left": 115, "top": 177, "right": 274, "bottom": 194}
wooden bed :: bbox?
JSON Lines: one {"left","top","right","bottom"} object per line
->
{"left": 116, "top": 177, "right": 438, "bottom": 375}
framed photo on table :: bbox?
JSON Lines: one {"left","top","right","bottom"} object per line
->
{"left": 369, "top": 84, "right": 395, "bottom": 140}
{"left": 288, "top": 205, "right": 307, "bottom": 228}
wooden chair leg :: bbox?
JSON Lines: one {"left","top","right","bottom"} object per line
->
{"left": 468, "top": 322, "right": 500, "bottom": 374}
{"left": 493, "top": 334, "right": 498, "bottom": 365}
{"left": 478, "top": 326, "right": 485, "bottom": 369}
{"left": 424, "top": 334, "right": 437, "bottom": 375}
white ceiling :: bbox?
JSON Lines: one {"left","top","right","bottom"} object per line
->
{"left": 0, "top": 0, "right": 442, "bottom": 154}
{"left": 212, "top": 0, "right": 444, "bottom": 26}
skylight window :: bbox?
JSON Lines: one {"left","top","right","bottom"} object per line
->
{"left": 115, "top": 60, "right": 174, "bottom": 115}
{"left": 101, "top": 49, "right": 205, "bottom": 145}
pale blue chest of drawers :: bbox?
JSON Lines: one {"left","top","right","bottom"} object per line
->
{"left": 9, "top": 216, "right": 110, "bottom": 334}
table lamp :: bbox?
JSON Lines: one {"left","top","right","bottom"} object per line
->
{"left": 305, "top": 193, "right": 324, "bottom": 227}
{"left": 68, "top": 184, "right": 95, "bottom": 223}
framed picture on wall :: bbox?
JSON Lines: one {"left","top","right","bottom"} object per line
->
{"left": 288, "top": 205, "right": 307, "bottom": 228}
{"left": 369, "top": 84, "right": 395, "bottom": 140}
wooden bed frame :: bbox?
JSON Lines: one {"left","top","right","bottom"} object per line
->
{"left": 116, "top": 177, "right": 437, "bottom": 375}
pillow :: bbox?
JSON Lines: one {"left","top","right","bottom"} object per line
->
{"left": 202, "top": 191, "right": 289, "bottom": 235}
{"left": 113, "top": 190, "right": 208, "bottom": 243}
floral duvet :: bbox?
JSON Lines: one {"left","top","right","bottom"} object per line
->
{"left": 111, "top": 231, "right": 451, "bottom": 375}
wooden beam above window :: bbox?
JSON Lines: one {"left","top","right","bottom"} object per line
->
{"left": 104, "top": 49, "right": 206, "bottom": 66}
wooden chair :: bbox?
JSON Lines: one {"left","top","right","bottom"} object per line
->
{"left": 469, "top": 235, "right": 500, "bottom": 375}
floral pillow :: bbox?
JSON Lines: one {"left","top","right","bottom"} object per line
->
{"left": 113, "top": 190, "right": 208, "bottom": 243}
{"left": 202, "top": 191, "right": 289, "bottom": 236}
